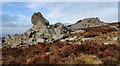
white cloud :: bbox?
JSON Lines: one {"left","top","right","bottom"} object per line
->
{"left": 46, "top": 3, "right": 69, "bottom": 18}
{"left": 96, "top": 8, "right": 118, "bottom": 22}
{"left": 1, "top": 14, "right": 32, "bottom": 36}
{"left": 1, "top": 14, "right": 31, "bottom": 25}
{"left": 42, "top": 2, "right": 118, "bottom": 23}
{"left": 26, "top": 3, "right": 46, "bottom": 10}
{"left": 17, "top": 14, "right": 31, "bottom": 24}
{"left": 2, "top": 2, "right": 118, "bottom": 24}
{"left": 1, "top": 25, "right": 31, "bottom": 36}
{"left": 14, "top": 2, "right": 118, "bottom": 24}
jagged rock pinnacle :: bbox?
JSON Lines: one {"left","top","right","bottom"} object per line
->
{"left": 31, "top": 12, "right": 49, "bottom": 26}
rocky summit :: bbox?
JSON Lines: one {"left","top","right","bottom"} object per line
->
{"left": 1, "top": 12, "right": 120, "bottom": 65}
{"left": 68, "top": 17, "right": 105, "bottom": 31}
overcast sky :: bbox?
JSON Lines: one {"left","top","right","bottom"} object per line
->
{"left": 0, "top": 2, "right": 119, "bottom": 36}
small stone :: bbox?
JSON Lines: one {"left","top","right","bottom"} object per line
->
{"left": 104, "top": 42, "right": 109, "bottom": 45}
{"left": 53, "top": 34, "right": 63, "bottom": 40}
{"left": 36, "top": 38, "right": 44, "bottom": 43}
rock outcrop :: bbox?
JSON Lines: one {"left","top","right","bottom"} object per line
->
{"left": 3, "top": 12, "right": 69, "bottom": 48}
{"left": 68, "top": 17, "right": 105, "bottom": 31}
